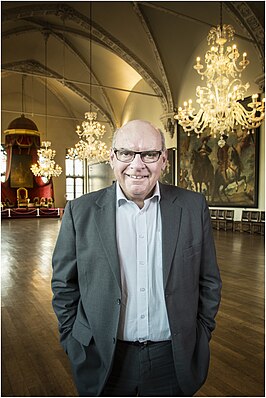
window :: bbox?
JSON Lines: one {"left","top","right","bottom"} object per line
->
{"left": 1, "top": 145, "right": 7, "bottom": 183}
{"left": 65, "top": 151, "right": 84, "bottom": 200}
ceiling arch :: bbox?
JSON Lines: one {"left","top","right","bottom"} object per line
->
{"left": 2, "top": 1, "right": 264, "bottom": 139}
{"left": 132, "top": 2, "right": 174, "bottom": 111}
{"left": 2, "top": 2, "right": 169, "bottom": 115}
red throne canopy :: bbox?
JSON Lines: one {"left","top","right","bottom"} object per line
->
{"left": 1, "top": 114, "right": 54, "bottom": 206}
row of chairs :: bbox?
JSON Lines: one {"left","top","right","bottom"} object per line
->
{"left": 1, "top": 196, "right": 54, "bottom": 209}
{"left": 210, "top": 209, "right": 265, "bottom": 235}
{"left": 28, "top": 197, "right": 54, "bottom": 208}
{"left": 210, "top": 209, "right": 234, "bottom": 231}
{"left": 235, "top": 210, "right": 265, "bottom": 234}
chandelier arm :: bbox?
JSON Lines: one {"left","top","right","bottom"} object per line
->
{"left": 225, "top": 78, "right": 248, "bottom": 102}
{"left": 234, "top": 102, "right": 264, "bottom": 129}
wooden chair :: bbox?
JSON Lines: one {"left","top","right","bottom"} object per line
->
{"left": 209, "top": 209, "right": 217, "bottom": 229}
{"left": 218, "top": 209, "right": 234, "bottom": 231}
{"left": 17, "top": 187, "right": 30, "bottom": 208}
{"left": 253, "top": 211, "right": 265, "bottom": 235}
{"left": 215, "top": 209, "right": 226, "bottom": 230}
{"left": 259, "top": 211, "right": 265, "bottom": 235}
{"left": 249, "top": 211, "right": 260, "bottom": 234}
{"left": 224, "top": 210, "right": 235, "bottom": 231}
{"left": 240, "top": 210, "right": 251, "bottom": 233}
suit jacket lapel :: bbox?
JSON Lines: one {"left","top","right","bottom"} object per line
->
{"left": 160, "top": 184, "right": 182, "bottom": 289}
{"left": 93, "top": 185, "right": 121, "bottom": 289}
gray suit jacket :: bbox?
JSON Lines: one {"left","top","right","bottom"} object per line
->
{"left": 52, "top": 183, "right": 222, "bottom": 396}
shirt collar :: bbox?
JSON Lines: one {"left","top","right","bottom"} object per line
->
{"left": 116, "top": 181, "right": 161, "bottom": 207}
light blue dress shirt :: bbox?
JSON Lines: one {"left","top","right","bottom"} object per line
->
{"left": 116, "top": 182, "right": 171, "bottom": 342}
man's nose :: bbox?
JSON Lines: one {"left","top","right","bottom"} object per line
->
{"left": 130, "top": 153, "right": 145, "bottom": 167}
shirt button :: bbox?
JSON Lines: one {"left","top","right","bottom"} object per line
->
{"left": 139, "top": 261, "right": 145, "bottom": 265}
{"left": 140, "top": 288, "right": 145, "bottom": 292}
{"left": 140, "top": 315, "right": 145, "bottom": 319}
{"left": 117, "top": 299, "right": 121, "bottom": 305}
{"left": 139, "top": 234, "right": 144, "bottom": 238}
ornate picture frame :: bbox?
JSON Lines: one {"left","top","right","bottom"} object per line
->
{"left": 177, "top": 125, "right": 259, "bottom": 208}
{"left": 160, "top": 147, "right": 176, "bottom": 185}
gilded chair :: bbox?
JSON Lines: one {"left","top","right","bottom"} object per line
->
{"left": 40, "top": 197, "right": 48, "bottom": 208}
{"left": 17, "top": 187, "right": 30, "bottom": 208}
{"left": 33, "top": 197, "right": 40, "bottom": 208}
{"left": 47, "top": 197, "right": 54, "bottom": 208}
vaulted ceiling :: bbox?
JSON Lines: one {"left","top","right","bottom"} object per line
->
{"left": 1, "top": 1, "right": 265, "bottom": 138}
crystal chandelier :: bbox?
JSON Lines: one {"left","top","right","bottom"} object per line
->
{"left": 31, "top": 140, "right": 62, "bottom": 179}
{"left": 174, "top": 23, "right": 265, "bottom": 147}
{"left": 68, "top": 3, "right": 109, "bottom": 163}
{"left": 31, "top": 141, "right": 62, "bottom": 180}
{"left": 68, "top": 112, "right": 109, "bottom": 163}
{"left": 31, "top": 32, "right": 62, "bottom": 178}
{"left": 31, "top": 141, "right": 62, "bottom": 179}
{"left": 76, "top": 111, "right": 105, "bottom": 138}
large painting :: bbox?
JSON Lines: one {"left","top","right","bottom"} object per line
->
{"left": 177, "top": 126, "right": 259, "bottom": 207}
{"left": 10, "top": 154, "right": 34, "bottom": 188}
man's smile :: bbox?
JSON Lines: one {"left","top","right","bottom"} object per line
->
{"left": 125, "top": 174, "right": 149, "bottom": 179}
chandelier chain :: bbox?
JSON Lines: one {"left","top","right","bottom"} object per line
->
{"left": 68, "top": 2, "right": 109, "bottom": 164}
{"left": 31, "top": 33, "right": 62, "bottom": 179}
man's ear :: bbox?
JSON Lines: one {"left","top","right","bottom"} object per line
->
{"left": 110, "top": 148, "right": 115, "bottom": 169}
{"left": 161, "top": 149, "right": 168, "bottom": 171}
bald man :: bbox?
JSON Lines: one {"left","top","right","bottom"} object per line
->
{"left": 52, "top": 120, "right": 221, "bottom": 397}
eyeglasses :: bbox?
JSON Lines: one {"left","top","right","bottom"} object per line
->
{"left": 113, "top": 148, "right": 163, "bottom": 163}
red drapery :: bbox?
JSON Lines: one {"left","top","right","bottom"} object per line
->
{"left": 1, "top": 133, "right": 54, "bottom": 205}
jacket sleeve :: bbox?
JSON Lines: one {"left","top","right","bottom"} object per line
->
{"left": 51, "top": 201, "right": 80, "bottom": 350}
{"left": 198, "top": 196, "right": 222, "bottom": 336}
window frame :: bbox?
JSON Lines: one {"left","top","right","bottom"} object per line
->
{"left": 65, "top": 151, "right": 84, "bottom": 200}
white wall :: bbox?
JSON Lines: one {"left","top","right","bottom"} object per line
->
{"left": 121, "top": 79, "right": 176, "bottom": 149}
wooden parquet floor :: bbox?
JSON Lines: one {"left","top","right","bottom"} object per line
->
{"left": 1, "top": 218, "right": 265, "bottom": 397}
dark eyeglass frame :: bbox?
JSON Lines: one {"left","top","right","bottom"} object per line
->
{"left": 113, "top": 148, "right": 163, "bottom": 163}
